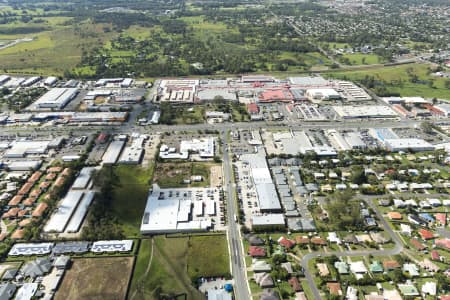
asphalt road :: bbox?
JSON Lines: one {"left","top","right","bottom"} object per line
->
{"left": 221, "top": 130, "right": 251, "bottom": 300}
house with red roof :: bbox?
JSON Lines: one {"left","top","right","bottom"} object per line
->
{"left": 436, "top": 213, "right": 446, "bottom": 226}
{"left": 248, "top": 246, "right": 266, "bottom": 257}
{"left": 418, "top": 229, "right": 434, "bottom": 240}
{"left": 288, "top": 277, "right": 302, "bottom": 292}
{"left": 431, "top": 250, "right": 440, "bottom": 261}
{"left": 278, "top": 236, "right": 295, "bottom": 249}
{"left": 411, "top": 238, "right": 427, "bottom": 251}
{"left": 435, "top": 239, "right": 450, "bottom": 250}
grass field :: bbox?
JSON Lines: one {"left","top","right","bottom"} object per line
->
{"left": 0, "top": 22, "right": 117, "bottom": 76}
{"left": 340, "top": 53, "right": 383, "bottom": 65}
{"left": 327, "top": 63, "right": 450, "bottom": 99}
{"left": 129, "top": 235, "right": 229, "bottom": 300}
{"left": 55, "top": 257, "right": 133, "bottom": 300}
{"left": 187, "top": 235, "right": 230, "bottom": 281}
{"left": 112, "top": 165, "right": 154, "bottom": 237}
{"left": 153, "top": 162, "right": 214, "bottom": 188}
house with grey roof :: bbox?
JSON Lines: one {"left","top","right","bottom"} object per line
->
{"left": 21, "top": 258, "right": 52, "bottom": 279}
{"left": 0, "top": 283, "right": 16, "bottom": 300}
{"left": 1, "top": 269, "right": 18, "bottom": 281}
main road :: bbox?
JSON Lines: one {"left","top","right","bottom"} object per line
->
{"left": 221, "top": 130, "right": 251, "bottom": 300}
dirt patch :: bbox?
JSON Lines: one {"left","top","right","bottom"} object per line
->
{"left": 210, "top": 165, "right": 223, "bottom": 187}
{"left": 55, "top": 257, "right": 134, "bottom": 300}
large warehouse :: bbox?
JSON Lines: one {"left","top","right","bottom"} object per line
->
{"left": 29, "top": 88, "right": 78, "bottom": 110}
{"left": 333, "top": 105, "right": 399, "bottom": 119}
{"left": 140, "top": 184, "right": 218, "bottom": 234}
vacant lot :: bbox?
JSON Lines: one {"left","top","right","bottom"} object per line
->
{"left": 129, "top": 235, "right": 229, "bottom": 300}
{"left": 112, "top": 165, "right": 153, "bottom": 237}
{"left": 154, "top": 162, "right": 214, "bottom": 188}
{"left": 187, "top": 235, "right": 230, "bottom": 281}
{"left": 55, "top": 257, "right": 133, "bottom": 300}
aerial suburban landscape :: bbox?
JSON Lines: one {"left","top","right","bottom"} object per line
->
{"left": 0, "top": 0, "right": 449, "bottom": 299}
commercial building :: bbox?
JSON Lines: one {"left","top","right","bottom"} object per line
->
{"left": 196, "top": 89, "right": 237, "bottom": 102}
{"left": 29, "top": 88, "right": 78, "bottom": 110}
{"left": 159, "top": 79, "right": 199, "bottom": 103}
{"left": 258, "top": 89, "right": 293, "bottom": 103}
{"left": 240, "top": 152, "right": 282, "bottom": 212}
{"left": 384, "top": 139, "right": 435, "bottom": 152}
{"left": 140, "top": 184, "right": 218, "bottom": 234}
{"left": 6, "top": 161, "right": 42, "bottom": 171}
{"left": 288, "top": 76, "right": 329, "bottom": 87}
{"left": 333, "top": 105, "right": 398, "bottom": 119}
{"left": 306, "top": 88, "right": 341, "bottom": 101}
{"left": 160, "top": 137, "right": 215, "bottom": 160}
{"left": 251, "top": 214, "right": 285, "bottom": 230}
{"left": 21, "top": 76, "right": 41, "bottom": 87}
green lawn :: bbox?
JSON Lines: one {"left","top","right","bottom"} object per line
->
{"left": 326, "top": 63, "right": 450, "bottom": 99}
{"left": 187, "top": 235, "right": 231, "bottom": 281}
{"left": 340, "top": 53, "right": 383, "bottom": 65}
{"left": 111, "top": 165, "right": 154, "bottom": 237}
{"left": 129, "top": 235, "right": 229, "bottom": 300}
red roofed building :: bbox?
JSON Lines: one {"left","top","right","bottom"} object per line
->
{"left": 383, "top": 260, "right": 400, "bottom": 271}
{"left": 419, "top": 229, "right": 434, "bottom": 240}
{"left": 288, "top": 277, "right": 302, "bottom": 292}
{"left": 247, "top": 103, "right": 259, "bottom": 115}
{"left": 96, "top": 132, "right": 108, "bottom": 144}
{"left": 440, "top": 295, "right": 450, "bottom": 300}
{"left": 411, "top": 238, "right": 427, "bottom": 251}
{"left": 436, "top": 213, "right": 446, "bottom": 226}
{"left": 431, "top": 250, "right": 440, "bottom": 261}
{"left": 435, "top": 239, "right": 450, "bottom": 250}
{"left": 258, "top": 89, "right": 293, "bottom": 103}
{"left": 278, "top": 236, "right": 295, "bottom": 249}
{"left": 311, "top": 237, "right": 327, "bottom": 246}
{"left": 327, "top": 282, "right": 342, "bottom": 296}
{"left": 296, "top": 236, "right": 309, "bottom": 245}
{"left": 248, "top": 246, "right": 266, "bottom": 257}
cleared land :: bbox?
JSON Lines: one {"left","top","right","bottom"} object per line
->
{"left": 55, "top": 257, "right": 133, "bottom": 300}
{"left": 129, "top": 235, "right": 229, "bottom": 300}
{"left": 153, "top": 162, "right": 215, "bottom": 188}
{"left": 112, "top": 165, "right": 154, "bottom": 237}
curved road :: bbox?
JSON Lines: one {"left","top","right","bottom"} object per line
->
{"left": 300, "top": 198, "right": 404, "bottom": 300}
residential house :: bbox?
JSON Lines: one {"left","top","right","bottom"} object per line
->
{"left": 21, "top": 258, "right": 52, "bottom": 279}
{"left": 317, "top": 263, "right": 330, "bottom": 276}
{"left": 253, "top": 273, "right": 274, "bottom": 288}
{"left": 288, "top": 277, "right": 302, "bottom": 292}
{"left": 369, "top": 261, "right": 383, "bottom": 273}
{"left": 410, "top": 239, "right": 427, "bottom": 251}
{"left": 418, "top": 229, "right": 434, "bottom": 240}
{"left": 383, "top": 260, "right": 400, "bottom": 271}
{"left": 334, "top": 261, "right": 349, "bottom": 274}
{"left": 326, "top": 282, "right": 342, "bottom": 296}
{"left": 252, "top": 260, "right": 272, "bottom": 273}
{"left": 403, "top": 263, "right": 419, "bottom": 277}
{"left": 419, "top": 259, "right": 440, "bottom": 273}
{"left": 248, "top": 246, "right": 266, "bottom": 257}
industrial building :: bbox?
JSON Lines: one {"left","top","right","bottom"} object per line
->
{"left": 43, "top": 76, "right": 57, "bottom": 86}
{"left": 118, "top": 135, "right": 146, "bottom": 164}
{"left": 44, "top": 190, "right": 85, "bottom": 233}
{"left": 159, "top": 79, "right": 199, "bottom": 103}
{"left": 140, "top": 184, "right": 218, "bottom": 234}
{"left": 102, "top": 139, "right": 126, "bottom": 165}
{"left": 0, "top": 74, "right": 11, "bottom": 85}
{"left": 28, "top": 88, "right": 78, "bottom": 110}
{"left": 288, "top": 76, "right": 329, "bottom": 87}
{"left": 4, "top": 140, "right": 50, "bottom": 158}
{"left": 71, "top": 167, "right": 94, "bottom": 189}
{"left": 21, "top": 76, "right": 41, "bottom": 87}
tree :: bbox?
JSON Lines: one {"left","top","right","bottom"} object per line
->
{"left": 421, "top": 121, "right": 433, "bottom": 134}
